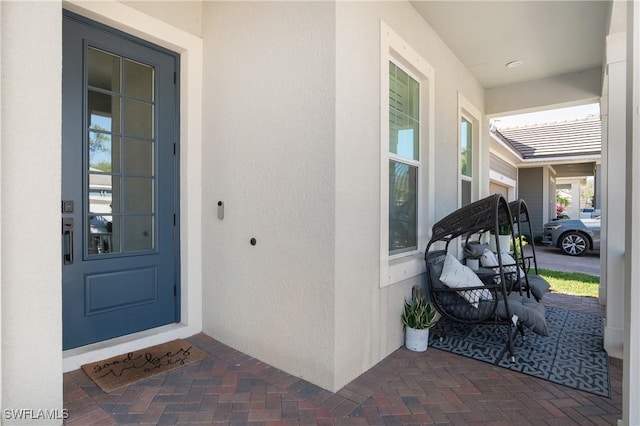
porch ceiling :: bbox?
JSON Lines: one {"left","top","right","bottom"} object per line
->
{"left": 553, "top": 162, "right": 597, "bottom": 178}
{"left": 411, "top": 1, "right": 611, "bottom": 90}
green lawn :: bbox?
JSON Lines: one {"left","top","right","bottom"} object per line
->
{"left": 537, "top": 268, "right": 600, "bottom": 298}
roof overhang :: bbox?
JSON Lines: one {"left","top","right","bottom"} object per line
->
{"left": 490, "top": 131, "right": 600, "bottom": 178}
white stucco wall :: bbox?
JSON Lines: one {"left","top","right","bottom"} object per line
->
{"left": 1, "top": 1, "right": 63, "bottom": 422}
{"left": 122, "top": 0, "right": 202, "bottom": 37}
{"left": 201, "top": 2, "right": 337, "bottom": 390}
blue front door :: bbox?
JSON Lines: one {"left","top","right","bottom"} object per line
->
{"left": 62, "top": 12, "right": 180, "bottom": 350}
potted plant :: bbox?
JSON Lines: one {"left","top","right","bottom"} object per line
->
{"left": 402, "top": 287, "right": 439, "bottom": 352}
{"left": 489, "top": 225, "right": 512, "bottom": 253}
{"left": 511, "top": 234, "right": 528, "bottom": 260}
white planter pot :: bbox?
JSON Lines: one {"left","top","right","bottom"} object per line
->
{"left": 489, "top": 235, "right": 511, "bottom": 253}
{"left": 405, "top": 327, "right": 429, "bottom": 352}
{"left": 466, "top": 258, "right": 479, "bottom": 271}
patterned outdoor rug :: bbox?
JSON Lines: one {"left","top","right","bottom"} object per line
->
{"left": 429, "top": 306, "right": 610, "bottom": 397}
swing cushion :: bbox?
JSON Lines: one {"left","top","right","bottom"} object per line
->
{"left": 440, "top": 252, "right": 493, "bottom": 309}
{"left": 498, "top": 293, "right": 549, "bottom": 336}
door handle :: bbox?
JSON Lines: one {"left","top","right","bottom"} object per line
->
{"left": 62, "top": 217, "right": 74, "bottom": 265}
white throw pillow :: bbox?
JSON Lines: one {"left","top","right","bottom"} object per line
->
{"left": 480, "top": 248, "right": 525, "bottom": 282}
{"left": 480, "top": 248, "right": 499, "bottom": 267}
{"left": 440, "top": 252, "right": 493, "bottom": 308}
{"left": 500, "top": 252, "right": 526, "bottom": 279}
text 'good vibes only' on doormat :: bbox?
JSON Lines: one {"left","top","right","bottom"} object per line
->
{"left": 81, "top": 339, "right": 207, "bottom": 393}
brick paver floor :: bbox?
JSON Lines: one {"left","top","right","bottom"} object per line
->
{"left": 64, "top": 292, "right": 622, "bottom": 425}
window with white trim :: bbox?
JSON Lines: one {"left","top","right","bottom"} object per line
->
{"left": 380, "top": 22, "right": 435, "bottom": 288}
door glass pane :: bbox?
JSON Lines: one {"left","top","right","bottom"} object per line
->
{"left": 89, "top": 174, "right": 113, "bottom": 213}
{"left": 124, "top": 216, "right": 154, "bottom": 252}
{"left": 110, "top": 176, "right": 122, "bottom": 214}
{"left": 89, "top": 132, "right": 120, "bottom": 173}
{"left": 389, "top": 160, "right": 417, "bottom": 253}
{"left": 124, "top": 59, "right": 153, "bottom": 101}
{"left": 88, "top": 171, "right": 118, "bottom": 254}
{"left": 87, "top": 48, "right": 120, "bottom": 92}
{"left": 88, "top": 91, "right": 121, "bottom": 134}
{"left": 123, "top": 138, "right": 153, "bottom": 175}
{"left": 123, "top": 177, "right": 154, "bottom": 213}
{"left": 124, "top": 99, "right": 153, "bottom": 138}
{"left": 88, "top": 214, "right": 120, "bottom": 254}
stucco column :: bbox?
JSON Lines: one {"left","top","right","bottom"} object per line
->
{"left": 603, "top": 31, "right": 626, "bottom": 359}
{"left": 594, "top": 163, "right": 602, "bottom": 210}
{"left": 624, "top": 1, "right": 640, "bottom": 424}
{"left": 570, "top": 180, "right": 581, "bottom": 219}
{"left": 542, "top": 166, "right": 551, "bottom": 225}
{"left": 599, "top": 110, "right": 608, "bottom": 304}
{"left": 1, "top": 2, "right": 63, "bottom": 423}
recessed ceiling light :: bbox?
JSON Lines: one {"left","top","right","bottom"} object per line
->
{"left": 506, "top": 60, "right": 524, "bottom": 69}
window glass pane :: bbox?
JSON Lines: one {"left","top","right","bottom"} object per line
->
{"left": 124, "top": 59, "right": 153, "bottom": 101}
{"left": 389, "top": 160, "right": 417, "bottom": 253}
{"left": 394, "top": 62, "right": 409, "bottom": 95}
{"left": 123, "top": 177, "right": 154, "bottom": 213}
{"left": 390, "top": 116, "right": 419, "bottom": 161}
{"left": 124, "top": 138, "right": 153, "bottom": 176}
{"left": 461, "top": 117, "right": 472, "bottom": 177}
{"left": 389, "top": 62, "right": 399, "bottom": 116}
{"left": 390, "top": 64, "right": 419, "bottom": 121}
{"left": 89, "top": 132, "right": 120, "bottom": 173}
{"left": 407, "top": 76, "right": 419, "bottom": 119}
{"left": 124, "top": 216, "right": 154, "bottom": 252}
{"left": 87, "top": 48, "right": 120, "bottom": 92}
{"left": 461, "top": 179, "right": 471, "bottom": 207}
{"left": 389, "top": 62, "right": 419, "bottom": 161}
{"left": 124, "top": 99, "right": 153, "bottom": 139}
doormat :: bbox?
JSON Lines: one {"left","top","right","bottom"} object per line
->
{"left": 81, "top": 339, "right": 207, "bottom": 393}
{"left": 429, "top": 306, "right": 611, "bottom": 397}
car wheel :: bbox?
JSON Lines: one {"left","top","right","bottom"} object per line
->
{"left": 559, "top": 232, "right": 589, "bottom": 256}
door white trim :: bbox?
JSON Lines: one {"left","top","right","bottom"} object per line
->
{"left": 62, "top": 0, "right": 203, "bottom": 372}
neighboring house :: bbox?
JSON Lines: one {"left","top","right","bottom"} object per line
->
{"left": 1, "top": 1, "right": 640, "bottom": 425}
{"left": 490, "top": 117, "right": 602, "bottom": 237}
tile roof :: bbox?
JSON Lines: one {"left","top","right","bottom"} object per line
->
{"left": 493, "top": 117, "right": 601, "bottom": 160}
